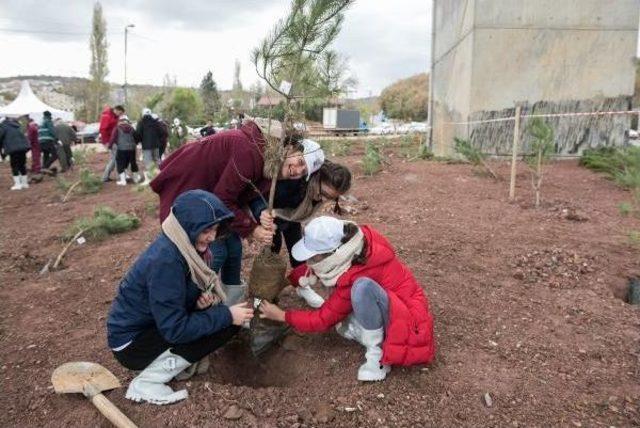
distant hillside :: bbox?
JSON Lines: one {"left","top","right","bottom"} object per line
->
{"left": 0, "top": 75, "right": 238, "bottom": 121}
{"left": 379, "top": 73, "right": 428, "bottom": 121}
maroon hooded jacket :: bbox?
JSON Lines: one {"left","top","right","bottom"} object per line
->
{"left": 150, "top": 121, "right": 269, "bottom": 238}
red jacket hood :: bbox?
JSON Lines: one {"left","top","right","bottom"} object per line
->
{"left": 348, "top": 225, "right": 395, "bottom": 273}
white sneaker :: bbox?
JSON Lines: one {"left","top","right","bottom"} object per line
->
{"left": 357, "top": 328, "right": 391, "bottom": 382}
{"left": 116, "top": 172, "right": 127, "bottom": 186}
{"left": 296, "top": 285, "right": 325, "bottom": 308}
{"left": 10, "top": 175, "right": 22, "bottom": 190}
{"left": 19, "top": 175, "right": 29, "bottom": 189}
{"left": 336, "top": 315, "right": 365, "bottom": 345}
{"left": 125, "top": 349, "right": 190, "bottom": 405}
{"left": 133, "top": 172, "right": 142, "bottom": 183}
{"left": 140, "top": 171, "right": 151, "bottom": 186}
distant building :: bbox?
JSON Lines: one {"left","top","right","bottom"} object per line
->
{"left": 430, "top": 0, "right": 640, "bottom": 156}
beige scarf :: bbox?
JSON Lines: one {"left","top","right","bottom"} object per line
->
{"left": 273, "top": 173, "right": 323, "bottom": 222}
{"left": 161, "top": 212, "right": 226, "bottom": 303}
{"left": 307, "top": 224, "right": 364, "bottom": 287}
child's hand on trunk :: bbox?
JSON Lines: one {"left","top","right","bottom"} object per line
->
{"left": 258, "top": 300, "right": 286, "bottom": 323}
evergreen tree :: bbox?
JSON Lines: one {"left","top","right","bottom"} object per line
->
{"left": 87, "top": 2, "right": 109, "bottom": 121}
{"left": 200, "top": 70, "right": 221, "bottom": 119}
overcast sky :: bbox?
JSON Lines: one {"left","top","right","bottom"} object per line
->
{"left": 0, "top": 0, "right": 431, "bottom": 97}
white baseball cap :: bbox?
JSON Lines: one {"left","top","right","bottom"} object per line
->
{"left": 142, "top": 108, "right": 151, "bottom": 116}
{"left": 302, "top": 139, "right": 325, "bottom": 181}
{"left": 292, "top": 216, "right": 344, "bottom": 261}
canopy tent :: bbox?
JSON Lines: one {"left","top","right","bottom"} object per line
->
{"left": 0, "top": 80, "right": 74, "bottom": 123}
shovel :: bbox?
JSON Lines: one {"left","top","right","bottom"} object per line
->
{"left": 51, "top": 362, "right": 138, "bottom": 428}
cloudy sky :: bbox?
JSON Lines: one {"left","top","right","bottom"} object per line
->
{"left": 0, "top": 0, "right": 431, "bottom": 97}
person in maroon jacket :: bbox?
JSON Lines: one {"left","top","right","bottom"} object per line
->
{"left": 100, "top": 105, "right": 125, "bottom": 182}
{"left": 259, "top": 216, "right": 435, "bottom": 382}
{"left": 150, "top": 120, "right": 314, "bottom": 299}
{"left": 26, "top": 116, "right": 41, "bottom": 176}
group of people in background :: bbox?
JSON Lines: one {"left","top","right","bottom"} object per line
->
{"left": 99, "top": 105, "right": 171, "bottom": 186}
{"left": 0, "top": 110, "right": 78, "bottom": 190}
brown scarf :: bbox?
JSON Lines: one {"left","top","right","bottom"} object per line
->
{"left": 161, "top": 212, "right": 226, "bottom": 303}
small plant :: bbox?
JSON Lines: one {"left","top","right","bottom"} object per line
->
{"left": 619, "top": 201, "right": 633, "bottom": 217}
{"left": 65, "top": 206, "right": 140, "bottom": 240}
{"left": 525, "top": 118, "right": 554, "bottom": 208}
{"left": 362, "top": 141, "right": 382, "bottom": 175}
{"left": 454, "top": 137, "right": 499, "bottom": 180}
{"left": 629, "top": 230, "right": 640, "bottom": 247}
{"left": 42, "top": 207, "right": 140, "bottom": 273}
{"left": 416, "top": 143, "right": 434, "bottom": 160}
{"left": 333, "top": 140, "right": 352, "bottom": 156}
{"left": 59, "top": 168, "right": 103, "bottom": 202}
{"left": 580, "top": 146, "right": 640, "bottom": 189}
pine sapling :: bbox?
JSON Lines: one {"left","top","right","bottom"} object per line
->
{"left": 525, "top": 117, "right": 554, "bottom": 208}
{"left": 454, "top": 137, "right": 499, "bottom": 180}
{"left": 42, "top": 207, "right": 140, "bottom": 272}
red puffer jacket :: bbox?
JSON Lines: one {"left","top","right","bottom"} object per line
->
{"left": 99, "top": 106, "right": 118, "bottom": 145}
{"left": 285, "top": 226, "right": 435, "bottom": 366}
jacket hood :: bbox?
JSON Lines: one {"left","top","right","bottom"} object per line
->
{"left": 171, "top": 190, "right": 234, "bottom": 244}
{"left": 119, "top": 123, "right": 134, "bottom": 133}
{"left": 3, "top": 120, "right": 20, "bottom": 130}
{"left": 359, "top": 225, "right": 395, "bottom": 268}
{"left": 240, "top": 120, "right": 266, "bottom": 149}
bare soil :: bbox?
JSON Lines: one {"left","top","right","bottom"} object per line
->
{"left": 1, "top": 148, "right": 639, "bottom": 427}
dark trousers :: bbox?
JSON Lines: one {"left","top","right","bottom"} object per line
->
{"left": 210, "top": 232, "right": 243, "bottom": 285}
{"left": 116, "top": 150, "right": 139, "bottom": 174}
{"left": 273, "top": 219, "right": 303, "bottom": 267}
{"left": 113, "top": 325, "right": 239, "bottom": 371}
{"left": 10, "top": 151, "right": 28, "bottom": 175}
{"left": 41, "top": 143, "right": 58, "bottom": 169}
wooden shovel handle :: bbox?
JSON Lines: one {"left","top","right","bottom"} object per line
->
{"left": 90, "top": 393, "right": 138, "bottom": 428}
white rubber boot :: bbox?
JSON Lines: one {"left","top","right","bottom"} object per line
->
{"left": 296, "top": 285, "right": 325, "bottom": 308}
{"left": 125, "top": 349, "right": 190, "bottom": 405}
{"left": 116, "top": 172, "right": 127, "bottom": 186}
{"left": 357, "top": 328, "right": 391, "bottom": 382}
{"left": 10, "top": 175, "right": 22, "bottom": 190}
{"left": 19, "top": 175, "right": 29, "bottom": 189}
{"left": 133, "top": 172, "right": 142, "bottom": 184}
{"left": 336, "top": 315, "right": 365, "bottom": 345}
{"left": 140, "top": 171, "right": 151, "bottom": 186}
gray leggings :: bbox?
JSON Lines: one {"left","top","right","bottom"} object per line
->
{"left": 351, "top": 277, "right": 389, "bottom": 330}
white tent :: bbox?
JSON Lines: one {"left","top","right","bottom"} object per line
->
{"left": 0, "top": 80, "right": 74, "bottom": 123}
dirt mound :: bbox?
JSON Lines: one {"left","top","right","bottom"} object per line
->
{"left": 511, "top": 247, "right": 598, "bottom": 288}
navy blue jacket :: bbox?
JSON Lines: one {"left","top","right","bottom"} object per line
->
{"left": 107, "top": 190, "right": 234, "bottom": 349}
{"left": 0, "top": 119, "right": 30, "bottom": 155}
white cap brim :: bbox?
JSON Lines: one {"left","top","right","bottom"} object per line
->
{"left": 291, "top": 239, "right": 322, "bottom": 262}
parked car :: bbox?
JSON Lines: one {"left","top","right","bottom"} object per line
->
{"left": 369, "top": 123, "right": 395, "bottom": 135}
{"left": 76, "top": 122, "right": 100, "bottom": 144}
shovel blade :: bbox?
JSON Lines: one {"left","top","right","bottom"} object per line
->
{"left": 51, "top": 362, "right": 120, "bottom": 394}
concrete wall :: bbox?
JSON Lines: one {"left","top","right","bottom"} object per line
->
{"left": 431, "top": 0, "right": 640, "bottom": 156}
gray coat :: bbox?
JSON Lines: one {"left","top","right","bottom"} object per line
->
{"left": 114, "top": 123, "right": 137, "bottom": 151}
{"left": 55, "top": 122, "right": 76, "bottom": 146}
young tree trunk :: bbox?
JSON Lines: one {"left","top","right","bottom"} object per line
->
{"left": 534, "top": 148, "right": 543, "bottom": 208}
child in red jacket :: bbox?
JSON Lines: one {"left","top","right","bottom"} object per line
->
{"left": 259, "top": 216, "right": 435, "bottom": 381}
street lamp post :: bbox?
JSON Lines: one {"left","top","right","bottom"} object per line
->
{"left": 124, "top": 24, "right": 135, "bottom": 108}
